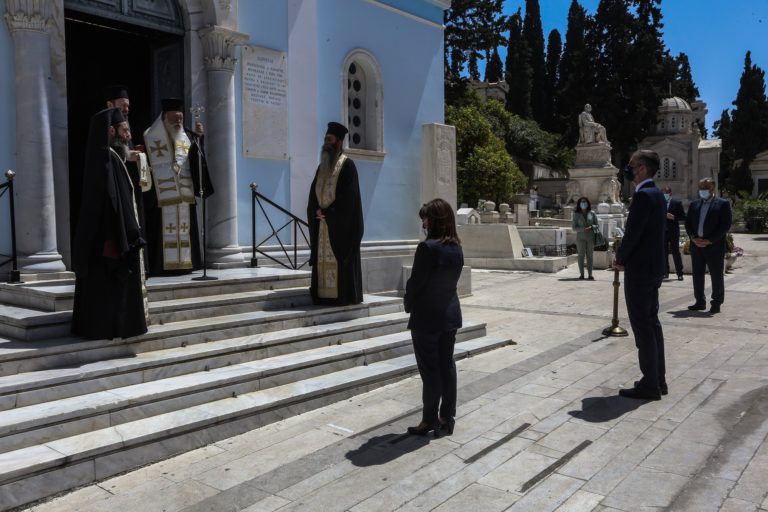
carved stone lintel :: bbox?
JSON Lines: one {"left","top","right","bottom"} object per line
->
{"left": 5, "top": 0, "right": 52, "bottom": 33}
{"left": 199, "top": 26, "right": 248, "bottom": 72}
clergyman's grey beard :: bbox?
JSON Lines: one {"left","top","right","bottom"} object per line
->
{"left": 111, "top": 140, "right": 130, "bottom": 160}
{"left": 319, "top": 148, "right": 335, "bottom": 176}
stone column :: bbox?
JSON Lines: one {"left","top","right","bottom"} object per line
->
{"left": 4, "top": 0, "right": 65, "bottom": 272}
{"left": 199, "top": 26, "right": 248, "bottom": 266}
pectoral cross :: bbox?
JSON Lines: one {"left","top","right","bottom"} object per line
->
{"left": 165, "top": 223, "right": 177, "bottom": 234}
{"left": 151, "top": 140, "right": 169, "bottom": 158}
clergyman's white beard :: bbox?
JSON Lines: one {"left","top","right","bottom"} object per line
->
{"left": 163, "top": 120, "right": 183, "bottom": 137}
{"left": 111, "top": 141, "right": 130, "bottom": 160}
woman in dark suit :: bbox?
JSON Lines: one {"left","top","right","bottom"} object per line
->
{"left": 404, "top": 198, "right": 464, "bottom": 437}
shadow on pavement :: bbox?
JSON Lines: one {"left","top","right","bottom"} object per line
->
{"left": 667, "top": 309, "right": 712, "bottom": 319}
{"left": 568, "top": 395, "right": 645, "bottom": 422}
{"left": 345, "top": 432, "right": 430, "bottom": 467}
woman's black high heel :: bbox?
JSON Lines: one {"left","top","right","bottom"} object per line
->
{"left": 439, "top": 417, "right": 455, "bottom": 436}
{"left": 408, "top": 422, "right": 443, "bottom": 438}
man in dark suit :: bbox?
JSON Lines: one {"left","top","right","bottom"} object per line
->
{"left": 685, "top": 178, "right": 732, "bottom": 314}
{"left": 662, "top": 186, "right": 686, "bottom": 280}
{"left": 614, "top": 150, "right": 667, "bottom": 400}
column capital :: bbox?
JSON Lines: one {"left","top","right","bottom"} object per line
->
{"left": 4, "top": 0, "right": 52, "bottom": 33}
{"left": 199, "top": 25, "right": 248, "bottom": 72}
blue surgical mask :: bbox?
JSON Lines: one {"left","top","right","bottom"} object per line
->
{"left": 623, "top": 165, "right": 634, "bottom": 182}
{"left": 663, "top": 193, "right": 670, "bottom": 201}
{"left": 579, "top": 201, "right": 588, "bottom": 210}
{"left": 699, "top": 190, "right": 711, "bottom": 200}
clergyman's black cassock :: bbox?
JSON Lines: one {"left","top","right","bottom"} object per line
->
{"left": 307, "top": 157, "right": 364, "bottom": 306}
{"left": 71, "top": 108, "right": 148, "bottom": 340}
{"left": 143, "top": 131, "right": 214, "bottom": 276}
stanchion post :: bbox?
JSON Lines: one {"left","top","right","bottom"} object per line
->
{"left": 602, "top": 235, "right": 628, "bottom": 337}
{"left": 6, "top": 170, "right": 20, "bottom": 283}
{"left": 250, "top": 182, "right": 258, "bottom": 267}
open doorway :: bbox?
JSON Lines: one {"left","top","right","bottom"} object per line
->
{"left": 64, "top": 8, "right": 184, "bottom": 244}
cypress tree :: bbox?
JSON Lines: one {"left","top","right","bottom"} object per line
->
{"left": 730, "top": 51, "right": 768, "bottom": 192}
{"left": 557, "top": 0, "right": 591, "bottom": 146}
{"left": 544, "top": 29, "right": 562, "bottom": 131}
{"left": 523, "top": 0, "right": 548, "bottom": 125}
{"left": 505, "top": 9, "right": 533, "bottom": 118}
{"left": 713, "top": 109, "right": 735, "bottom": 191}
{"left": 485, "top": 48, "right": 504, "bottom": 83}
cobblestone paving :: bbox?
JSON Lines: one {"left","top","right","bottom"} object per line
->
{"left": 25, "top": 234, "right": 768, "bottom": 512}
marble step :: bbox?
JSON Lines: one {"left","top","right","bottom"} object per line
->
{"left": 0, "top": 312, "right": 413, "bottom": 410}
{"left": 0, "top": 267, "right": 311, "bottom": 312}
{"left": 0, "top": 295, "right": 404, "bottom": 373}
{"left": 0, "top": 323, "right": 487, "bottom": 454}
{"left": 0, "top": 335, "right": 512, "bottom": 511}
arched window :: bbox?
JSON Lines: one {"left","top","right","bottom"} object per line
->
{"left": 662, "top": 157, "right": 678, "bottom": 179}
{"left": 342, "top": 50, "right": 384, "bottom": 157}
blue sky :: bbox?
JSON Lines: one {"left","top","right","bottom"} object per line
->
{"left": 489, "top": 0, "right": 768, "bottom": 133}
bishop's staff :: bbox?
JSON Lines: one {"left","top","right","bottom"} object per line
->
{"left": 190, "top": 105, "right": 217, "bottom": 281}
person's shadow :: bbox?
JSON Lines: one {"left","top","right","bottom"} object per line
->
{"left": 345, "top": 432, "right": 430, "bottom": 467}
{"left": 667, "top": 309, "right": 712, "bottom": 319}
{"left": 568, "top": 395, "right": 645, "bottom": 423}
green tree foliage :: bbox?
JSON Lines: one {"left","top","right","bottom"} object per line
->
{"left": 444, "top": 0, "right": 507, "bottom": 104}
{"left": 485, "top": 48, "right": 504, "bottom": 83}
{"left": 673, "top": 53, "right": 700, "bottom": 103}
{"left": 729, "top": 51, "right": 768, "bottom": 193}
{"left": 557, "top": 0, "right": 591, "bottom": 146}
{"left": 523, "top": 0, "right": 549, "bottom": 125}
{"left": 505, "top": 9, "right": 533, "bottom": 118}
{"left": 446, "top": 103, "right": 528, "bottom": 206}
{"left": 732, "top": 51, "right": 768, "bottom": 163}
{"left": 544, "top": 29, "right": 562, "bottom": 132}
{"left": 713, "top": 109, "right": 735, "bottom": 190}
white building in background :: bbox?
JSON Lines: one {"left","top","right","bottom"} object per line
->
{"left": 638, "top": 96, "right": 721, "bottom": 205}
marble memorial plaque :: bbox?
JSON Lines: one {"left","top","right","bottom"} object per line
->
{"left": 242, "top": 45, "right": 288, "bottom": 160}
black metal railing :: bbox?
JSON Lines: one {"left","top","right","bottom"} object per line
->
{"left": 0, "top": 170, "right": 19, "bottom": 283}
{"left": 249, "top": 183, "right": 310, "bottom": 270}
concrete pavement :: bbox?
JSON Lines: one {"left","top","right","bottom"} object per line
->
{"left": 22, "top": 234, "right": 768, "bottom": 512}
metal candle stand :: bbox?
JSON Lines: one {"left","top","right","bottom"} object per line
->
{"left": 190, "top": 106, "right": 217, "bottom": 282}
{"left": 602, "top": 235, "right": 628, "bottom": 337}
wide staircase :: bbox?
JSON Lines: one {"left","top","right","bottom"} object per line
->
{"left": 0, "top": 268, "right": 511, "bottom": 510}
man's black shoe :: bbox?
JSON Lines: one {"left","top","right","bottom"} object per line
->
{"left": 619, "top": 387, "right": 661, "bottom": 400}
{"left": 635, "top": 380, "right": 667, "bottom": 395}
{"left": 688, "top": 303, "right": 706, "bottom": 311}
{"left": 709, "top": 303, "right": 721, "bottom": 314}
{"left": 677, "top": 275, "right": 684, "bottom": 281}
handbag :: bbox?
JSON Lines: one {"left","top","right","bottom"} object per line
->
{"left": 593, "top": 226, "right": 607, "bottom": 249}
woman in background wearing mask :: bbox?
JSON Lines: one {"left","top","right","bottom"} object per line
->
{"left": 572, "top": 196, "right": 598, "bottom": 280}
{"left": 404, "top": 198, "right": 464, "bottom": 438}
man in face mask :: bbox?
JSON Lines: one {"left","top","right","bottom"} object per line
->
{"left": 684, "top": 178, "right": 732, "bottom": 314}
{"left": 614, "top": 150, "right": 668, "bottom": 400}
{"left": 662, "top": 186, "right": 686, "bottom": 281}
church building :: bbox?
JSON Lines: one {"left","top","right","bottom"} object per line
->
{"left": 638, "top": 96, "right": 721, "bottom": 205}
{"left": 0, "top": 0, "right": 454, "bottom": 288}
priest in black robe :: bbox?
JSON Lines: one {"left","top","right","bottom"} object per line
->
{"left": 307, "top": 122, "right": 364, "bottom": 306}
{"left": 143, "top": 98, "right": 214, "bottom": 276}
{"left": 71, "top": 108, "right": 149, "bottom": 340}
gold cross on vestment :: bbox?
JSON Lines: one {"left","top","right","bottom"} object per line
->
{"left": 177, "top": 140, "right": 191, "bottom": 153}
{"left": 165, "top": 223, "right": 177, "bottom": 234}
{"left": 179, "top": 222, "right": 189, "bottom": 233}
{"left": 151, "top": 140, "right": 169, "bottom": 158}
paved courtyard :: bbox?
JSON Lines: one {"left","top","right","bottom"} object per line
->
{"left": 22, "top": 234, "right": 768, "bottom": 512}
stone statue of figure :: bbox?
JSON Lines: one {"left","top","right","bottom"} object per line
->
{"left": 565, "top": 180, "right": 581, "bottom": 205}
{"left": 599, "top": 176, "right": 621, "bottom": 204}
{"left": 578, "top": 104, "right": 608, "bottom": 144}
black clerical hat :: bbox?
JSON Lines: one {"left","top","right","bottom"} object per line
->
{"left": 161, "top": 98, "right": 185, "bottom": 113}
{"left": 326, "top": 122, "right": 348, "bottom": 140}
{"left": 104, "top": 85, "right": 129, "bottom": 102}
{"left": 109, "top": 108, "right": 125, "bottom": 126}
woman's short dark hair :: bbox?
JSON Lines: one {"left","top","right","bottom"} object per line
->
{"left": 576, "top": 196, "right": 591, "bottom": 213}
{"left": 419, "top": 198, "right": 460, "bottom": 245}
